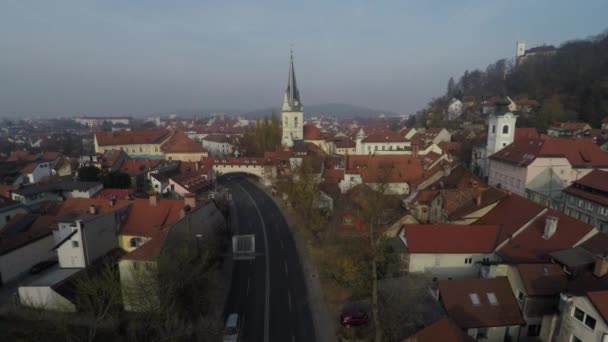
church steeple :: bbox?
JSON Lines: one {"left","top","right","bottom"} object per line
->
{"left": 283, "top": 50, "right": 302, "bottom": 112}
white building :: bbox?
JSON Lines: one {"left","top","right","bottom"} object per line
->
{"left": 201, "top": 134, "right": 236, "bottom": 157}
{"left": 281, "top": 51, "right": 304, "bottom": 147}
{"left": 447, "top": 98, "right": 463, "bottom": 120}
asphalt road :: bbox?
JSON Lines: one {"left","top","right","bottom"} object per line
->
{"left": 222, "top": 175, "right": 317, "bottom": 342}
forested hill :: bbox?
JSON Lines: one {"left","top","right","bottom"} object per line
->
{"left": 423, "top": 30, "right": 608, "bottom": 129}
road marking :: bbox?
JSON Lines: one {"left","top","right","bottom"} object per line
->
{"left": 246, "top": 278, "right": 250, "bottom": 296}
{"left": 235, "top": 181, "right": 271, "bottom": 342}
{"left": 288, "top": 291, "right": 292, "bottom": 312}
{"left": 284, "top": 260, "right": 289, "bottom": 276}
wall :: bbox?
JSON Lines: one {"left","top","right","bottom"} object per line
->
{"left": 96, "top": 143, "right": 164, "bottom": 157}
{"left": 57, "top": 222, "right": 86, "bottom": 268}
{"left": 488, "top": 159, "right": 528, "bottom": 196}
{"left": 407, "top": 252, "right": 494, "bottom": 279}
{"left": 201, "top": 140, "right": 233, "bottom": 157}
{"left": 164, "top": 151, "right": 208, "bottom": 162}
{"left": 28, "top": 162, "right": 52, "bottom": 184}
{"left": 0, "top": 234, "right": 55, "bottom": 284}
{"left": 466, "top": 325, "right": 520, "bottom": 342}
{"left": 18, "top": 286, "right": 76, "bottom": 312}
{"left": 82, "top": 213, "right": 120, "bottom": 264}
{"left": 556, "top": 296, "right": 608, "bottom": 342}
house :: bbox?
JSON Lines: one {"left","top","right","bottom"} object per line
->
{"left": 412, "top": 127, "right": 452, "bottom": 147}
{"left": 338, "top": 155, "right": 424, "bottom": 195}
{"left": 0, "top": 214, "right": 56, "bottom": 285}
{"left": 168, "top": 172, "right": 210, "bottom": 196}
{"left": 334, "top": 138, "right": 356, "bottom": 155}
{"left": 488, "top": 137, "right": 608, "bottom": 198}
{"left": 94, "top": 130, "right": 171, "bottom": 158}
{"left": 555, "top": 290, "right": 608, "bottom": 342}
{"left": 201, "top": 134, "right": 237, "bottom": 157}
{"left": 502, "top": 263, "right": 568, "bottom": 341}
{"left": 303, "top": 123, "right": 333, "bottom": 154}
{"left": 403, "top": 318, "right": 476, "bottom": 342}
{"left": 562, "top": 170, "right": 608, "bottom": 233}
{"left": 399, "top": 224, "right": 499, "bottom": 279}
{"left": 447, "top": 98, "right": 463, "bottom": 120}
{"left": 160, "top": 131, "right": 208, "bottom": 161}
{"left": 355, "top": 129, "right": 411, "bottom": 155}
{"left": 547, "top": 122, "right": 592, "bottom": 138}
{"left": 98, "top": 149, "right": 130, "bottom": 172}
{"left": 438, "top": 277, "right": 525, "bottom": 341}
{"left": 0, "top": 198, "right": 29, "bottom": 229}
{"left": 20, "top": 160, "right": 52, "bottom": 184}
{"left": 118, "top": 201, "right": 226, "bottom": 311}
{"left": 11, "top": 181, "right": 103, "bottom": 207}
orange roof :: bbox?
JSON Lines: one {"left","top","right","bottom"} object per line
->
{"left": 361, "top": 130, "right": 408, "bottom": 143}
{"left": 346, "top": 155, "right": 424, "bottom": 183}
{"left": 439, "top": 277, "right": 525, "bottom": 329}
{"left": 161, "top": 131, "right": 206, "bottom": 154}
{"left": 514, "top": 127, "right": 539, "bottom": 141}
{"left": 20, "top": 162, "right": 37, "bottom": 174}
{"left": 588, "top": 290, "right": 608, "bottom": 324}
{"left": 0, "top": 214, "right": 57, "bottom": 255}
{"left": 56, "top": 197, "right": 131, "bottom": 221}
{"left": 95, "top": 130, "right": 170, "bottom": 146}
{"left": 6, "top": 150, "right": 37, "bottom": 162}
{"left": 405, "top": 318, "right": 476, "bottom": 342}
{"left": 571, "top": 170, "right": 608, "bottom": 192}
{"left": 119, "top": 198, "right": 185, "bottom": 237}
{"left": 516, "top": 264, "right": 567, "bottom": 296}
{"left": 552, "top": 121, "right": 589, "bottom": 130}
{"left": 303, "top": 123, "right": 323, "bottom": 140}
{"left": 403, "top": 224, "right": 499, "bottom": 253}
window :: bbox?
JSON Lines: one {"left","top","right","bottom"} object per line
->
{"left": 129, "top": 237, "right": 142, "bottom": 248}
{"left": 469, "top": 293, "right": 480, "bottom": 306}
{"left": 585, "top": 202, "right": 594, "bottom": 211}
{"left": 578, "top": 200, "right": 584, "bottom": 208}
{"left": 476, "top": 327, "right": 488, "bottom": 339}
{"left": 527, "top": 324, "right": 541, "bottom": 337}
{"left": 486, "top": 292, "right": 498, "bottom": 305}
{"left": 294, "top": 117, "right": 298, "bottom": 127}
{"left": 600, "top": 207, "right": 608, "bottom": 217}
{"left": 464, "top": 258, "right": 473, "bottom": 264}
{"left": 573, "top": 306, "right": 597, "bottom": 330}
{"left": 502, "top": 125, "right": 509, "bottom": 134}
{"left": 72, "top": 241, "right": 79, "bottom": 248}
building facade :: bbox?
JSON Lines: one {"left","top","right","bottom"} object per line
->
{"left": 281, "top": 51, "right": 304, "bottom": 147}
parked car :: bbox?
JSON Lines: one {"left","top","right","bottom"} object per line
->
{"left": 340, "top": 307, "right": 369, "bottom": 327}
{"left": 223, "top": 313, "right": 240, "bottom": 342}
{"left": 29, "top": 259, "right": 58, "bottom": 274}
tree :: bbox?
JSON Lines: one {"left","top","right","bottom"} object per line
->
{"left": 78, "top": 166, "right": 102, "bottom": 182}
{"left": 446, "top": 77, "right": 456, "bottom": 98}
{"left": 102, "top": 172, "right": 131, "bottom": 189}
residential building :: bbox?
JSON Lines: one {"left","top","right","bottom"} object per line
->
{"left": 75, "top": 116, "right": 131, "bottom": 128}
{"left": 94, "top": 130, "right": 171, "bottom": 158}
{"left": 399, "top": 224, "right": 499, "bottom": 279}
{"left": 547, "top": 121, "right": 591, "bottom": 138}
{"left": 11, "top": 181, "right": 103, "bottom": 207}
{"left": 488, "top": 137, "right": 608, "bottom": 200}
{"left": 355, "top": 128, "right": 411, "bottom": 155}
{"left": 201, "top": 134, "right": 236, "bottom": 157}
{"left": 281, "top": 51, "right": 304, "bottom": 147}
{"left": 438, "top": 277, "right": 525, "bottom": 341}
{"left": 0, "top": 198, "right": 29, "bottom": 228}
{"left": 160, "top": 131, "right": 208, "bottom": 161}
{"left": 563, "top": 170, "right": 608, "bottom": 233}
{"left": 555, "top": 290, "right": 608, "bottom": 342}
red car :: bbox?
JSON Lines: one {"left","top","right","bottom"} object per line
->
{"left": 340, "top": 308, "right": 369, "bottom": 327}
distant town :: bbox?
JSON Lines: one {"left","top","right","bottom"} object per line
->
{"left": 2, "top": 30, "right": 608, "bottom": 342}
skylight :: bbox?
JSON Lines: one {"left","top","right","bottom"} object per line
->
{"left": 487, "top": 292, "right": 498, "bottom": 305}
{"left": 469, "top": 293, "right": 481, "bottom": 306}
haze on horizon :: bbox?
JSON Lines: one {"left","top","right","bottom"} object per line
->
{"left": 1, "top": 0, "right": 607, "bottom": 118}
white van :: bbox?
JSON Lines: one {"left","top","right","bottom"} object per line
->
{"left": 223, "top": 313, "right": 239, "bottom": 342}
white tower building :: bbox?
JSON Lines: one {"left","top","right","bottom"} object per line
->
{"left": 516, "top": 41, "right": 526, "bottom": 59}
{"left": 486, "top": 98, "right": 518, "bottom": 157}
{"left": 281, "top": 51, "right": 304, "bottom": 147}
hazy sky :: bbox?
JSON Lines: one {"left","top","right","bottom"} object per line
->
{"left": 1, "top": 0, "right": 607, "bottom": 117}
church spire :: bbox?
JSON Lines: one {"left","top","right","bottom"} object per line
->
{"left": 283, "top": 49, "right": 302, "bottom": 112}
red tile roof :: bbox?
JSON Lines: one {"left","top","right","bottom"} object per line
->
{"left": 516, "top": 263, "right": 567, "bottom": 296}
{"left": 56, "top": 198, "right": 131, "bottom": 221}
{"left": 490, "top": 137, "right": 608, "bottom": 168}
{"left": 303, "top": 123, "right": 323, "bottom": 140}
{"left": 119, "top": 159, "right": 163, "bottom": 173}
{"left": 404, "top": 318, "right": 476, "bottom": 342}
{"left": 161, "top": 131, "right": 206, "bottom": 154}
{"left": 551, "top": 121, "right": 589, "bottom": 131}
{"left": 439, "top": 277, "right": 525, "bottom": 329}
{"left": 514, "top": 127, "right": 539, "bottom": 141}
{"left": 588, "top": 290, "right": 608, "bottom": 324}
{"left": 95, "top": 130, "right": 171, "bottom": 146}
{"left": 92, "top": 188, "right": 133, "bottom": 200}
{"left": 473, "top": 193, "right": 545, "bottom": 245}
{"left": 498, "top": 209, "right": 596, "bottom": 263}
{"left": 170, "top": 172, "right": 210, "bottom": 193}
{"left": 403, "top": 224, "right": 499, "bottom": 253}
{"left": 122, "top": 229, "right": 168, "bottom": 261}
{"left": 345, "top": 155, "right": 424, "bottom": 183}
{"left": 441, "top": 187, "right": 507, "bottom": 220}
{"left": 572, "top": 170, "right": 608, "bottom": 193}
{"left": 361, "top": 130, "right": 408, "bottom": 143}
{"left": 20, "top": 162, "right": 37, "bottom": 174}
{"left": 0, "top": 214, "right": 56, "bottom": 255}
{"left": 6, "top": 150, "right": 38, "bottom": 162}
{"left": 119, "top": 198, "right": 184, "bottom": 237}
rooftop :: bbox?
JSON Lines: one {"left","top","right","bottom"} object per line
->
{"left": 404, "top": 318, "right": 476, "bottom": 342}
{"left": 161, "top": 131, "right": 206, "bottom": 154}
{"left": 516, "top": 263, "right": 568, "bottom": 296}
{"left": 95, "top": 130, "right": 171, "bottom": 146}
{"left": 402, "top": 224, "right": 499, "bottom": 254}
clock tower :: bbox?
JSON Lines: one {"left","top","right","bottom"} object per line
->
{"left": 281, "top": 50, "right": 304, "bottom": 147}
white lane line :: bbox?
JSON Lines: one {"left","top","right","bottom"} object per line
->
{"left": 288, "top": 291, "right": 292, "bottom": 312}
{"left": 284, "top": 260, "right": 289, "bottom": 276}
{"left": 235, "top": 182, "right": 271, "bottom": 342}
{"left": 246, "top": 278, "right": 250, "bottom": 297}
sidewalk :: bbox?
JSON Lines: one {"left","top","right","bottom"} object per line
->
{"left": 250, "top": 181, "right": 337, "bottom": 342}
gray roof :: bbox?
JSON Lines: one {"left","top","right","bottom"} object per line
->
{"left": 550, "top": 247, "right": 596, "bottom": 268}
{"left": 12, "top": 181, "right": 101, "bottom": 196}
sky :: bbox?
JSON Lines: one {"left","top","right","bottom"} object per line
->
{"left": 1, "top": 0, "right": 607, "bottom": 118}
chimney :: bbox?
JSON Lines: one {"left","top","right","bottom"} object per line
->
{"left": 149, "top": 193, "right": 158, "bottom": 207}
{"left": 184, "top": 193, "right": 196, "bottom": 208}
{"left": 594, "top": 255, "right": 608, "bottom": 278}
{"left": 542, "top": 216, "right": 559, "bottom": 240}
{"left": 89, "top": 204, "right": 97, "bottom": 215}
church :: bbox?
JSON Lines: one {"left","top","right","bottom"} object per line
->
{"left": 281, "top": 51, "right": 304, "bottom": 147}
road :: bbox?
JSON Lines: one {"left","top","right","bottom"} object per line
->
{"left": 222, "top": 174, "right": 317, "bottom": 342}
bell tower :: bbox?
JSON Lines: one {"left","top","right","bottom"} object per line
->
{"left": 281, "top": 50, "right": 304, "bottom": 147}
{"left": 486, "top": 97, "right": 517, "bottom": 156}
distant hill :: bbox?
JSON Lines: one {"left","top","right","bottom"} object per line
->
{"left": 242, "top": 103, "right": 401, "bottom": 119}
